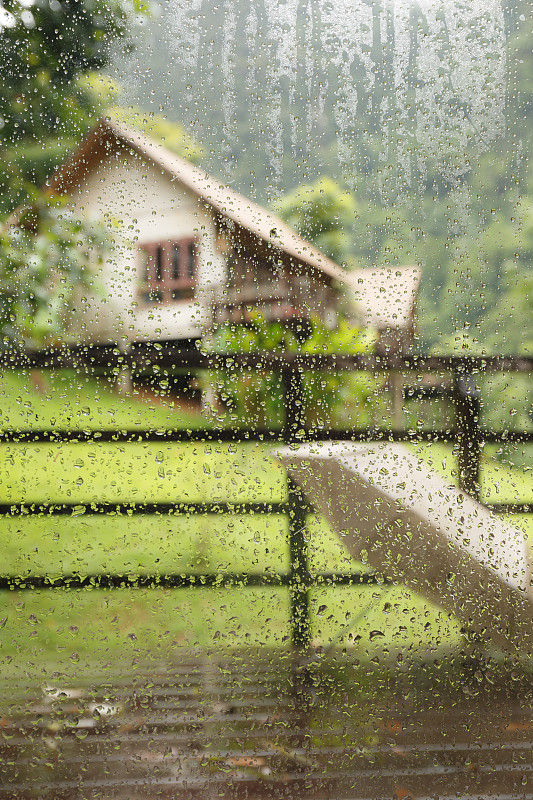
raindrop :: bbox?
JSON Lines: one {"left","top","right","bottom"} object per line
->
{"left": 71, "top": 505, "right": 86, "bottom": 517}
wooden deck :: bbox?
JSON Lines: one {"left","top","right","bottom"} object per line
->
{"left": 2, "top": 650, "right": 533, "bottom": 799}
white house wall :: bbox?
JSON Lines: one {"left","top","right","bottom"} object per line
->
{"left": 68, "top": 146, "right": 226, "bottom": 344}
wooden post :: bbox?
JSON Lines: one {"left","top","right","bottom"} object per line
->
{"left": 283, "top": 368, "right": 311, "bottom": 652}
{"left": 454, "top": 370, "right": 481, "bottom": 501}
{"left": 287, "top": 478, "right": 311, "bottom": 651}
{"left": 283, "top": 367, "right": 305, "bottom": 443}
{"left": 115, "top": 341, "right": 132, "bottom": 396}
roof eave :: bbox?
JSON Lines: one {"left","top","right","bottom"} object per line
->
{"left": 48, "top": 117, "right": 350, "bottom": 284}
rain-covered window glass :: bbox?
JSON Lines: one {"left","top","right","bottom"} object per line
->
{"left": 1, "top": 0, "right": 533, "bottom": 797}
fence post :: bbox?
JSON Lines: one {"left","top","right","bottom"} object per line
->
{"left": 287, "top": 477, "right": 311, "bottom": 650}
{"left": 283, "top": 366, "right": 305, "bottom": 443}
{"left": 453, "top": 370, "right": 481, "bottom": 501}
{"left": 283, "top": 367, "right": 311, "bottom": 651}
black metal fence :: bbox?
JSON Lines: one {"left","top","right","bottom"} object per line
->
{"left": 1, "top": 346, "right": 533, "bottom": 650}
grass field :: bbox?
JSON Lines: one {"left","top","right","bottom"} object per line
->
{"left": 0, "top": 371, "right": 531, "bottom": 685}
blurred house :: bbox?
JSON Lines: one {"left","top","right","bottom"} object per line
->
{"left": 50, "top": 118, "right": 420, "bottom": 354}
{"left": 51, "top": 118, "right": 345, "bottom": 348}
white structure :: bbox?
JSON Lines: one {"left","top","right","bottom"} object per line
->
{"left": 343, "top": 266, "right": 421, "bottom": 353}
{"left": 279, "top": 442, "right": 533, "bottom": 654}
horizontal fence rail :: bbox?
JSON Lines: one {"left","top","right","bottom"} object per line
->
{"left": 0, "top": 499, "right": 523, "bottom": 515}
{"left": 1, "top": 345, "right": 532, "bottom": 649}
{"left": 1, "top": 342, "right": 533, "bottom": 373}
{"left": 0, "top": 501, "right": 287, "bottom": 516}
{"left": 0, "top": 571, "right": 389, "bottom": 591}
{"left": 2, "top": 428, "right": 533, "bottom": 444}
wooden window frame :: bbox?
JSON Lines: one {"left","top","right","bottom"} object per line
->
{"left": 138, "top": 238, "right": 198, "bottom": 305}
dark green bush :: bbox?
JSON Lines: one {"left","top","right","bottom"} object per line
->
{"left": 207, "top": 314, "right": 378, "bottom": 429}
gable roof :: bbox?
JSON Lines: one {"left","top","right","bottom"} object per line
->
{"left": 49, "top": 117, "right": 348, "bottom": 284}
{"left": 343, "top": 266, "right": 421, "bottom": 331}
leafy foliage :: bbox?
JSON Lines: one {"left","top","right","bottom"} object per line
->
{"left": 0, "top": 0, "right": 151, "bottom": 207}
{"left": 0, "top": 191, "right": 107, "bottom": 348}
{"left": 272, "top": 178, "right": 358, "bottom": 266}
{"left": 208, "top": 315, "right": 377, "bottom": 428}
{"left": 0, "top": 0, "right": 159, "bottom": 347}
{"left": 0, "top": 0, "right": 149, "bottom": 141}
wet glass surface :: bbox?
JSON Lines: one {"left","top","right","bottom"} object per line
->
{"left": 3, "top": 651, "right": 533, "bottom": 799}
{"left": 2, "top": 0, "right": 533, "bottom": 796}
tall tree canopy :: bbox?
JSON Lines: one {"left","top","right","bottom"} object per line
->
{"left": 0, "top": 0, "right": 150, "bottom": 207}
{"left": 0, "top": 0, "right": 150, "bottom": 346}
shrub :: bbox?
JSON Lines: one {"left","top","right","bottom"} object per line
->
{"left": 207, "top": 314, "right": 378, "bottom": 429}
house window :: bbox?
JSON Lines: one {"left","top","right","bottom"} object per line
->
{"left": 139, "top": 239, "right": 197, "bottom": 304}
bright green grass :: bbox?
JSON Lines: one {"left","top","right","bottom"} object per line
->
{"left": 411, "top": 442, "right": 533, "bottom": 504}
{"left": 0, "top": 370, "right": 204, "bottom": 431}
{"left": 0, "top": 372, "right": 530, "bottom": 684}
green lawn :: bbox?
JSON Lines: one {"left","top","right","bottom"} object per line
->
{"left": 0, "top": 371, "right": 204, "bottom": 431}
{"left": 0, "top": 371, "right": 531, "bottom": 685}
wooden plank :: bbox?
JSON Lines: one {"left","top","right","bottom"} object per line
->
{"left": 279, "top": 442, "right": 533, "bottom": 653}
{"left": 1, "top": 345, "right": 533, "bottom": 373}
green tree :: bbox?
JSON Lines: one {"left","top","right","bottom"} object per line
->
{"left": 272, "top": 177, "right": 359, "bottom": 267}
{"left": 0, "top": 0, "right": 152, "bottom": 348}
{"left": 0, "top": 190, "right": 108, "bottom": 349}
{"left": 0, "top": 0, "right": 149, "bottom": 138}
{"left": 0, "top": 0, "right": 151, "bottom": 206}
